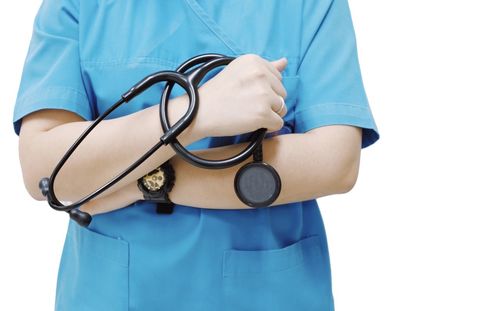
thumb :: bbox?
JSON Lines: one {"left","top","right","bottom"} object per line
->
{"left": 271, "top": 57, "right": 288, "bottom": 72}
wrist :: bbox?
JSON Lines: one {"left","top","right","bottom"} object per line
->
{"left": 167, "top": 94, "right": 206, "bottom": 143}
{"left": 133, "top": 182, "right": 144, "bottom": 201}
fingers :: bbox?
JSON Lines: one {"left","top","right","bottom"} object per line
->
{"left": 271, "top": 93, "right": 288, "bottom": 118}
{"left": 237, "top": 54, "right": 290, "bottom": 125}
{"left": 258, "top": 57, "right": 288, "bottom": 117}
{"left": 267, "top": 106, "right": 286, "bottom": 131}
{"left": 262, "top": 57, "right": 287, "bottom": 84}
{"left": 240, "top": 54, "right": 287, "bottom": 97}
{"left": 261, "top": 84, "right": 287, "bottom": 118}
{"left": 238, "top": 54, "right": 285, "bottom": 81}
{"left": 267, "top": 71, "right": 287, "bottom": 99}
{"left": 254, "top": 54, "right": 287, "bottom": 81}
{"left": 269, "top": 57, "right": 288, "bottom": 75}
{"left": 261, "top": 63, "right": 288, "bottom": 119}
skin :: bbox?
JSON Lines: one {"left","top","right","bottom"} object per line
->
{"left": 18, "top": 54, "right": 362, "bottom": 215}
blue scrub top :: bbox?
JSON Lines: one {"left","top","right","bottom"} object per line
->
{"left": 13, "top": 0, "right": 379, "bottom": 310}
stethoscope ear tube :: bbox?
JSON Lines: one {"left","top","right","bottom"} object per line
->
{"left": 39, "top": 53, "right": 282, "bottom": 227}
{"left": 39, "top": 71, "right": 191, "bottom": 224}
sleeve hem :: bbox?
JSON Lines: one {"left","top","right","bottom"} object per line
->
{"left": 294, "top": 102, "right": 380, "bottom": 149}
{"left": 13, "top": 86, "right": 93, "bottom": 136}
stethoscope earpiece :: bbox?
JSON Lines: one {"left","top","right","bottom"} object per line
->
{"left": 39, "top": 177, "right": 49, "bottom": 197}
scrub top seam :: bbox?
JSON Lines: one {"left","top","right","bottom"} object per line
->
{"left": 295, "top": 112, "right": 377, "bottom": 127}
{"left": 294, "top": 101, "right": 373, "bottom": 114}
{"left": 16, "top": 86, "right": 89, "bottom": 106}
{"left": 80, "top": 57, "right": 179, "bottom": 69}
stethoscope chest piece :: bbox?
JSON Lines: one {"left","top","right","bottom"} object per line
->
{"left": 234, "top": 144, "right": 281, "bottom": 208}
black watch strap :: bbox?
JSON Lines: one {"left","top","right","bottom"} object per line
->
{"left": 156, "top": 202, "right": 174, "bottom": 214}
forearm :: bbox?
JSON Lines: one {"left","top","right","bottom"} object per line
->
{"left": 169, "top": 131, "right": 355, "bottom": 208}
{"left": 24, "top": 94, "right": 203, "bottom": 201}
{"left": 81, "top": 127, "right": 359, "bottom": 215}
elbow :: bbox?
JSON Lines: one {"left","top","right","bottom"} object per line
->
{"left": 19, "top": 139, "right": 55, "bottom": 202}
{"left": 21, "top": 162, "right": 91, "bottom": 205}
{"left": 20, "top": 168, "right": 47, "bottom": 202}
{"left": 30, "top": 186, "right": 47, "bottom": 202}
{"left": 22, "top": 166, "right": 76, "bottom": 203}
{"left": 19, "top": 156, "right": 50, "bottom": 202}
{"left": 331, "top": 156, "right": 361, "bottom": 195}
{"left": 18, "top": 122, "right": 77, "bottom": 203}
{"left": 315, "top": 124, "right": 364, "bottom": 195}
{"left": 18, "top": 130, "right": 46, "bottom": 201}
{"left": 19, "top": 151, "right": 45, "bottom": 202}
{"left": 21, "top": 163, "right": 75, "bottom": 203}
{"left": 337, "top": 169, "right": 358, "bottom": 194}
{"left": 21, "top": 169, "right": 48, "bottom": 202}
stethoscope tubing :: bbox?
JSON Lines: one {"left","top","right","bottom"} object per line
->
{"left": 42, "top": 53, "right": 267, "bottom": 226}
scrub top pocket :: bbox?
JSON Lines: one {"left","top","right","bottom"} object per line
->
{"left": 221, "top": 235, "right": 333, "bottom": 311}
{"left": 55, "top": 221, "right": 130, "bottom": 311}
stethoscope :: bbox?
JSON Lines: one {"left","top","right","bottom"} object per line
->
{"left": 39, "top": 53, "right": 282, "bottom": 227}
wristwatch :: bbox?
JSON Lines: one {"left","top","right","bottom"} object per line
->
{"left": 137, "top": 160, "right": 175, "bottom": 214}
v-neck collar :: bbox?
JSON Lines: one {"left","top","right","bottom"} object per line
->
{"left": 184, "top": 0, "right": 246, "bottom": 55}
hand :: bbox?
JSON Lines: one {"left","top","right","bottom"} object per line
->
{"left": 195, "top": 54, "right": 288, "bottom": 138}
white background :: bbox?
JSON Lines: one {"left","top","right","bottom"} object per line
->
{"left": 1, "top": 0, "right": 499, "bottom": 310}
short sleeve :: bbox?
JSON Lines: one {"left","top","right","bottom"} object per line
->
{"left": 294, "top": 0, "right": 380, "bottom": 149}
{"left": 12, "top": 0, "right": 94, "bottom": 136}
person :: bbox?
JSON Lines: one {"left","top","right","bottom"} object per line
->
{"left": 13, "top": 0, "right": 380, "bottom": 310}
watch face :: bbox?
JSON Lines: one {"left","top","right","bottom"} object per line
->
{"left": 142, "top": 167, "right": 166, "bottom": 191}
